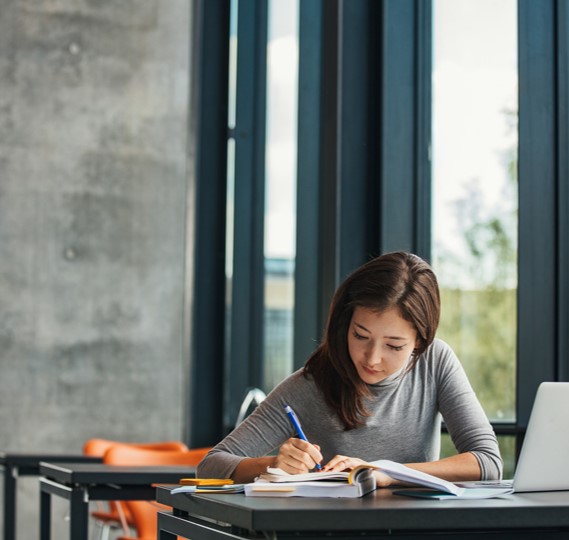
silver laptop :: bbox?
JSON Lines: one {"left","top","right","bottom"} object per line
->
{"left": 462, "top": 382, "right": 569, "bottom": 492}
{"left": 512, "top": 381, "right": 569, "bottom": 492}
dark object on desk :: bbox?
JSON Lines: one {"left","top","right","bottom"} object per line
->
{"left": 155, "top": 484, "right": 569, "bottom": 540}
{"left": 392, "top": 487, "right": 514, "bottom": 500}
{"left": 0, "top": 452, "right": 101, "bottom": 540}
{"left": 39, "top": 461, "right": 196, "bottom": 540}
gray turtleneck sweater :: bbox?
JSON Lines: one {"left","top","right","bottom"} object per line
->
{"left": 197, "top": 339, "right": 503, "bottom": 481}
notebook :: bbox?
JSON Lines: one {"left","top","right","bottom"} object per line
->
{"left": 460, "top": 382, "right": 569, "bottom": 493}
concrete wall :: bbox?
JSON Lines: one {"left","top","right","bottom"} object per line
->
{"left": 0, "top": 1, "right": 192, "bottom": 538}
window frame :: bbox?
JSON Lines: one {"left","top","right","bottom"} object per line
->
{"left": 186, "top": 0, "right": 569, "bottom": 451}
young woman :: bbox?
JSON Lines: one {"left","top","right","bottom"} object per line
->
{"left": 197, "top": 252, "right": 503, "bottom": 486}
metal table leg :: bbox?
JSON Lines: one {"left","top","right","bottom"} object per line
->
{"left": 2, "top": 465, "right": 16, "bottom": 540}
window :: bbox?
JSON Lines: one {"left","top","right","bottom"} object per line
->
{"left": 190, "top": 0, "right": 567, "bottom": 455}
{"left": 432, "top": 0, "right": 518, "bottom": 476}
{"left": 222, "top": 0, "right": 299, "bottom": 429}
{"left": 263, "top": 0, "right": 299, "bottom": 392}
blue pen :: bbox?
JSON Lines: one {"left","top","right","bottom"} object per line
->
{"left": 284, "top": 404, "right": 322, "bottom": 470}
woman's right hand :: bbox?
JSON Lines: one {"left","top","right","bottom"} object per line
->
{"left": 274, "top": 438, "right": 323, "bottom": 474}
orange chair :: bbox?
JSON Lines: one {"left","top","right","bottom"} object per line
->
{"left": 83, "top": 438, "right": 189, "bottom": 458}
{"left": 102, "top": 445, "right": 211, "bottom": 540}
{"left": 83, "top": 439, "right": 190, "bottom": 540}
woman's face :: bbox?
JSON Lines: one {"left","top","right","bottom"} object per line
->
{"left": 347, "top": 306, "right": 418, "bottom": 384}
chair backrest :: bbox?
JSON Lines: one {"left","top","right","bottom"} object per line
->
{"left": 83, "top": 438, "right": 191, "bottom": 538}
{"left": 103, "top": 444, "right": 209, "bottom": 466}
{"left": 103, "top": 445, "right": 211, "bottom": 539}
{"left": 235, "top": 387, "right": 267, "bottom": 426}
{"left": 83, "top": 438, "right": 189, "bottom": 457}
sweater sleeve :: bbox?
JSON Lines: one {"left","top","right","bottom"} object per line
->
{"left": 432, "top": 340, "right": 504, "bottom": 480}
{"left": 197, "top": 373, "right": 301, "bottom": 479}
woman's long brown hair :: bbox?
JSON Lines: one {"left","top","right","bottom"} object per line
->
{"left": 304, "top": 252, "right": 440, "bottom": 430}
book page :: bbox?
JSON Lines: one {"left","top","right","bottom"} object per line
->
{"left": 370, "top": 460, "right": 463, "bottom": 495}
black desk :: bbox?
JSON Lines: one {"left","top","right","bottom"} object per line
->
{"left": 39, "top": 462, "right": 195, "bottom": 540}
{"left": 156, "top": 485, "right": 569, "bottom": 540}
{"left": 0, "top": 452, "right": 100, "bottom": 540}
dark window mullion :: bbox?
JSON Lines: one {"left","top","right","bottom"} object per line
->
{"left": 319, "top": 0, "right": 342, "bottom": 313}
{"left": 337, "top": 0, "right": 381, "bottom": 279}
{"left": 187, "top": 0, "right": 231, "bottom": 447}
{"left": 414, "top": 0, "right": 432, "bottom": 262}
{"left": 294, "top": 0, "right": 325, "bottom": 369}
{"left": 517, "top": 0, "right": 557, "bottom": 426}
{"left": 379, "top": 0, "right": 419, "bottom": 254}
{"left": 556, "top": 0, "right": 569, "bottom": 383}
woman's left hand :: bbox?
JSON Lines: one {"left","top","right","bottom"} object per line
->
{"left": 321, "top": 455, "right": 368, "bottom": 472}
{"left": 322, "top": 455, "right": 395, "bottom": 487}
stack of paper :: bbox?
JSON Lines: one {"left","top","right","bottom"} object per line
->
{"left": 245, "top": 464, "right": 378, "bottom": 498}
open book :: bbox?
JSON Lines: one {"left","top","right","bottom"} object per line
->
{"left": 245, "top": 460, "right": 513, "bottom": 499}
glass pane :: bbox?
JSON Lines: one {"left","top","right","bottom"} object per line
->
{"left": 225, "top": 0, "right": 238, "bottom": 377}
{"left": 431, "top": 0, "right": 518, "bottom": 424}
{"left": 262, "top": 0, "right": 299, "bottom": 392}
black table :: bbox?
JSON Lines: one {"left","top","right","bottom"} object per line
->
{"left": 156, "top": 485, "right": 569, "bottom": 540}
{"left": 0, "top": 452, "right": 101, "bottom": 540}
{"left": 39, "top": 462, "right": 195, "bottom": 540}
